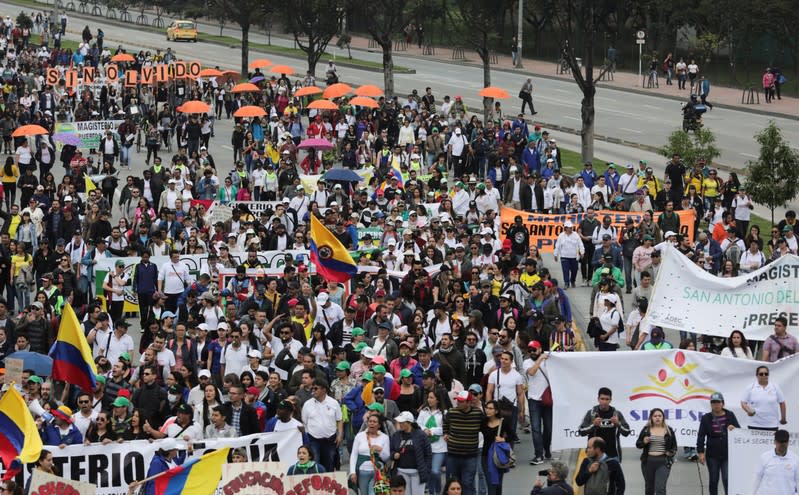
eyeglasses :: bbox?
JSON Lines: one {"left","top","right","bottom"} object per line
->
{"left": 758, "top": 372, "right": 769, "bottom": 376}
{"left": 78, "top": 400, "right": 90, "bottom": 404}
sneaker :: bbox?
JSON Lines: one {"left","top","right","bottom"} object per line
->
{"left": 530, "top": 457, "right": 544, "bottom": 465}
{"left": 545, "top": 452, "right": 552, "bottom": 460}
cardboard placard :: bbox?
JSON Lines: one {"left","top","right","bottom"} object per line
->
{"left": 46, "top": 68, "right": 59, "bottom": 85}
{"left": 105, "top": 64, "right": 119, "bottom": 83}
{"left": 4, "top": 357, "right": 23, "bottom": 387}
{"left": 29, "top": 470, "right": 96, "bottom": 495}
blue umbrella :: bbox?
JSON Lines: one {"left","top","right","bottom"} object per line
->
{"left": 324, "top": 168, "right": 362, "bottom": 182}
{"left": 249, "top": 75, "right": 265, "bottom": 83}
{"left": 4, "top": 351, "right": 53, "bottom": 377}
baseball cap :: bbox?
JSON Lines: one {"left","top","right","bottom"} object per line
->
{"left": 372, "top": 365, "right": 387, "bottom": 374}
{"left": 528, "top": 340, "right": 542, "bottom": 350}
{"left": 710, "top": 392, "right": 724, "bottom": 402}
{"left": 336, "top": 361, "right": 351, "bottom": 371}
{"left": 367, "top": 402, "right": 385, "bottom": 413}
{"left": 395, "top": 411, "right": 414, "bottom": 423}
{"left": 246, "top": 386, "right": 259, "bottom": 395}
{"left": 468, "top": 383, "right": 483, "bottom": 394}
{"left": 198, "top": 369, "right": 211, "bottom": 379}
{"left": 112, "top": 396, "right": 131, "bottom": 408}
{"left": 454, "top": 391, "right": 472, "bottom": 402}
{"left": 399, "top": 368, "right": 413, "bottom": 378}
{"left": 247, "top": 349, "right": 262, "bottom": 359}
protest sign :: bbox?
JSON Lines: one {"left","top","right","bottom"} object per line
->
{"left": 7, "top": 431, "right": 303, "bottom": 495}
{"left": 284, "top": 473, "right": 348, "bottom": 495}
{"left": 643, "top": 247, "right": 799, "bottom": 339}
{"left": 728, "top": 428, "right": 799, "bottom": 495}
{"left": 499, "top": 206, "right": 695, "bottom": 252}
{"left": 4, "top": 357, "right": 23, "bottom": 386}
{"left": 54, "top": 120, "right": 124, "bottom": 150}
{"left": 221, "top": 463, "right": 287, "bottom": 495}
{"left": 29, "top": 470, "right": 96, "bottom": 495}
{"left": 546, "top": 350, "right": 799, "bottom": 450}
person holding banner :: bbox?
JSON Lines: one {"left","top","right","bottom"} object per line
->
{"left": 741, "top": 365, "right": 787, "bottom": 431}
{"left": 696, "top": 392, "right": 740, "bottom": 495}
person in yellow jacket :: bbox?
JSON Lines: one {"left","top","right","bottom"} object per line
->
{"left": 637, "top": 166, "right": 663, "bottom": 196}
{"left": 701, "top": 169, "right": 722, "bottom": 210}
{"left": 0, "top": 156, "right": 19, "bottom": 210}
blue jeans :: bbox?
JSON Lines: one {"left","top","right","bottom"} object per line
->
{"left": 529, "top": 399, "right": 552, "bottom": 458}
{"left": 358, "top": 469, "right": 376, "bottom": 495}
{"left": 560, "top": 257, "right": 578, "bottom": 286}
{"left": 308, "top": 434, "right": 337, "bottom": 473}
{"left": 119, "top": 145, "right": 131, "bottom": 166}
{"left": 446, "top": 454, "right": 478, "bottom": 495}
{"left": 705, "top": 456, "right": 728, "bottom": 495}
{"left": 429, "top": 452, "right": 446, "bottom": 495}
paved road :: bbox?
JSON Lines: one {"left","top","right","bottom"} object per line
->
{"left": 13, "top": 0, "right": 799, "bottom": 167}
{"left": 0, "top": 5, "right": 740, "bottom": 492}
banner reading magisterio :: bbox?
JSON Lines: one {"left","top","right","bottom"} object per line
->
{"left": 499, "top": 206, "right": 695, "bottom": 252}
{"left": 7, "top": 431, "right": 303, "bottom": 495}
{"left": 642, "top": 247, "right": 799, "bottom": 339}
{"left": 547, "top": 350, "right": 799, "bottom": 451}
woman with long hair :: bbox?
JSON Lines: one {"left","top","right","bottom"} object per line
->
{"left": 84, "top": 410, "right": 117, "bottom": 444}
{"left": 482, "top": 400, "right": 512, "bottom": 495}
{"left": 720, "top": 329, "right": 754, "bottom": 359}
{"left": 636, "top": 408, "right": 677, "bottom": 495}
{"left": 417, "top": 389, "right": 448, "bottom": 495}
{"left": 10, "top": 241, "right": 33, "bottom": 310}
{"left": 308, "top": 324, "right": 332, "bottom": 366}
{"left": 195, "top": 383, "right": 222, "bottom": 431}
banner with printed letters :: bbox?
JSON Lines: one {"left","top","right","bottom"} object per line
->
{"left": 4, "top": 431, "right": 302, "bottom": 495}
{"left": 547, "top": 350, "right": 799, "bottom": 450}
{"left": 642, "top": 247, "right": 799, "bottom": 339}
{"left": 727, "top": 428, "right": 799, "bottom": 495}
{"left": 499, "top": 206, "right": 695, "bottom": 252}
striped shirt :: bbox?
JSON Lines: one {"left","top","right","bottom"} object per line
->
{"left": 443, "top": 406, "right": 484, "bottom": 456}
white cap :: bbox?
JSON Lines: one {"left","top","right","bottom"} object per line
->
{"left": 198, "top": 369, "right": 211, "bottom": 378}
{"left": 247, "top": 349, "right": 262, "bottom": 359}
{"left": 329, "top": 201, "right": 338, "bottom": 207}
{"left": 317, "top": 292, "right": 329, "bottom": 305}
{"left": 218, "top": 322, "right": 230, "bottom": 330}
{"left": 664, "top": 231, "right": 677, "bottom": 237}
{"left": 395, "top": 411, "right": 415, "bottom": 423}
{"left": 480, "top": 227, "right": 493, "bottom": 236}
{"left": 362, "top": 347, "right": 376, "bottom": 359}
{"left": 387, "top": 238, "right": 397, "bottom": 246}
{"left": 159, "top": 438, "right": 179, "bottom": 451}
{"left": 602, "top": 293, "right": 618, "bottom": 304}
{"left": 197, "top": 323, "right": 209, "bottom": 331}
{"left": 564, "top": 220, "right": 574, "bottom": 228}
{"left": 509, "top": 166, "right": 518, "bottom": 173}
{"left": 64, "top": 195, "right": 73, "bottom": 201}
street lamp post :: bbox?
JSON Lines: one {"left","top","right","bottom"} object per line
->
{"left": 516, "top": 0, "right": 523, "bottom": 68}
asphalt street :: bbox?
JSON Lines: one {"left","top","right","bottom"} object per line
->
{"left": 1, "top": 3, "right": 742, "bottom": 492}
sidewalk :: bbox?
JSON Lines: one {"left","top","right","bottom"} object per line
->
{"left": 338, "top": 34, "right": 799, "bottom": 119}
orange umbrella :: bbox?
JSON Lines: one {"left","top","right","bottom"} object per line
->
{"left": 294, "top": 86, "right": 322, "bottom": 97}
{"left": 249, "top": 59, "right": 272, "bottom": 69}
{"left": 349, "top": 96, "right": 379, "bottom": 109}
{"left": 478, "top": 86, "right": 510, "bottom": 99}
{"left": 307, "top": 99, "right": 339, "bottom": 110}
{"left": 270, "top": 65, "right": 295, "bottom": 74}
{"left": 198, "top": 68, "right": 224, "bottom": 78}
{"left": 177, "top": 100, "right": 210, "bottom": 114}
{"left": 354, "top": 85, "right": 384, "bottom": 97}
{"left": 222, "top": 70, "right": 240, "bottom": 77}
{"left": 12, "top": 124, "right": 49, "bottom": 137}
{"left": 233, "top": 106, "right": 267, "bottom": 118}
{"left": 231, "top": 83, "right": 260, "bottom": 93}
{"left": 110, "top": 53, "right": 135, "bottom": 63}
{"left": 323, "top": 83, "right": 353, "bottom": 99}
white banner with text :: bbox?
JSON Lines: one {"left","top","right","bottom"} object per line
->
{"left": 547, "top": 350, "right": 799, "bottom": 450}
{"left": 727, "top": 428, "right": 799, "bottom": 495}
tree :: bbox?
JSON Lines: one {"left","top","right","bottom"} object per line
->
{"left": 207, "top": 0, "right": 270, "bottom": 76}
{"left": 744, "top": 122, "right": 799, "bottom": 224}
{"left": 454, "top": 0, "right": 498, "bottom": 124}
{"left": 659, "top": 128, "right": 721, "bottom": 171}
{"left": 279, "top": 0, "right": 342, "bottom": 77}
{"left": 351, "top": 0, "right": 410, "bottom": 98}
{"left": 548, "top": 0, "right": 614, "bottom": 162}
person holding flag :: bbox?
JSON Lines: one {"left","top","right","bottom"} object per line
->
{"left": 49, "top": 302, "right": 98, "bottom": 394}
{"left": 0, "top": 384, "right": 44, "bottom": 479}
{"left": 310, "top": 214, "right": 357, "bottom": 283}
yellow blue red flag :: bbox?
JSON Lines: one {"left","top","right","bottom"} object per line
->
{"left": 0, "top": 385, "right": 44, "bottom": 468}
{"left": 49, "top": 303, "right": 98, "bottom": 393}
{"left": 310, "top": 214, "right": 357, "bottom": 283}
{"left": 152, "top": 447, "right": 230, "bottom": 495}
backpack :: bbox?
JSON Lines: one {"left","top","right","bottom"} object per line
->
{"left": 583, "top": 457, "right": 610, "bottom": 495}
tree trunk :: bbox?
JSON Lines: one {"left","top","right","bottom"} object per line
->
{"left": 307, "top": 38, "right": 317, "bottom": 77}
{"left": 240, "top": 22, "right": 250, "bottom": 77}
{"left": 581, "top": 89, "right": 595, "bottom": 162}
{"left": 481, "top": 50, "right": 491, "bottom": 125}
{"left": 382, "top": 42, "right": 395, "bottom": 98}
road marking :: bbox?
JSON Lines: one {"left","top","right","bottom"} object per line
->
{"left": 620, "top": 127, "right": 643, "bottom": 134}
{"left": 739, "top": 152, "right": 757, "bottom": 158}
{"left": 563, "top": 116, "right": 580, "bottom": 121}
{"left": 643, "top": 104, "right": 661, "bottom": 110}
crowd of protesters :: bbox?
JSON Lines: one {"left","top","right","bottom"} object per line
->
{"left": 0, "top": 10, "right": 798, "bottom": 495}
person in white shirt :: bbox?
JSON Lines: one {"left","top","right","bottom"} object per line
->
{"left": 553, "top": 220, "right": 584, "bottom": 288}
{"left": 71, "top": 392, "right": 99, "bottom": 437}
{"left": 753, "top": 429, "right": 799, "bottom": 495}
{"left": 451, "top": 181, "right": 470, "bottom": 217}
{"left": 524, "top": 342, "right": 551, "bottom": 464}
{"left": 220, "top": 327, "right": 250, "bottom": 378}
{"left": 485, "top": 350, "right": 526, "bottom": 442}
{"left": 739, "top": 240, "right": 766, "bottom": 273}
{"left": 312, "top": 292, "right": 344, "bottom": 334}
{"left": 104, "top": 320, "right": 135, "bottom": 366}
{"left": 596, "top": 293, "right": 622, "bottom": 351}
{"left": 158, "top": 250, "right": 192, "bottom": 312}
{"left": 741, "top": 365, "right": 787, "bottom": 430}
{"left": 301, "top": 379, "right": 343, "bottom": 472}
{"left": 731, "top": 188, "right": 753, "bottom": 238}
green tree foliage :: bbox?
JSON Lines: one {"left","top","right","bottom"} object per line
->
{"left": 207, "top": 0, "right": 270, "bottom": 76}
{"left": 660, "top": 128, "right": 721, "bottom": 171}
{"left": 278, "top": 0, "right": 342, "bottom": 77}
{"left": 744, "top": 122, "right": 799, "bottom": 224}
{"left": 16, "top": 12, "right": 32, "bottom": 30}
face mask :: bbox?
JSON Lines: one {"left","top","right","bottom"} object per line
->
{"left": 168, "top": 394, "right": 178, "bottom": 403}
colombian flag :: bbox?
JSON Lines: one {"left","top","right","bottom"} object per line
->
{"left": 310, "top": 214, "right": 357, "bottom": 283}
{"left": 84, "top": 173, "right": 97, "bottom": 193}
{"left": 391, "top": 167, "right": 404, "bottom": 187}
{"left": 0, "top": 385, "right": 44, "bottom": 469}
{"left": 153, "top": 448, "right": 230, "bottom": 495}
{"left": 49, "top": 303, "right": 98, "bottom": 393}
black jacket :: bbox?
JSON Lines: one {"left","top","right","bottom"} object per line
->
{"left": 636, "top": 425, "right": 678, "bottom": 462}
{"left": 223, "top": 402, "right": 260, "bottom": 436}
{"left": 133, "top": 381, "right": 168, "bottom": 428}
{"left": 696, "top": 409, "right": 740, "bottom": 459}
{"left": 390, "top": 426, "right": 432, "bottom": 482}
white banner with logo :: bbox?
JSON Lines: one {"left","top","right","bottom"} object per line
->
{"left": 10, "top": 431, "right": 303, "bottom": 495}
{"left": 727, "top": 428, "right": 799, "bottom": 495}
{"left": 547, "top": 350, "right": 799, "bottom": 450}
{"left": 642, "top": 247, "right": 799, "bottom": 340}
